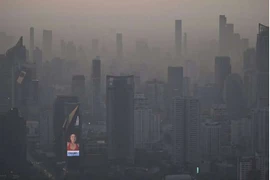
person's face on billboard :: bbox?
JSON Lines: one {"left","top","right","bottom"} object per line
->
{"left": 70, "top": 134, "right": 76, "bottom": 144}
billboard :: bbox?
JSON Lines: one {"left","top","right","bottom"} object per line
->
{"left": 63, "top": 103, "right": 81, "bottom": 158}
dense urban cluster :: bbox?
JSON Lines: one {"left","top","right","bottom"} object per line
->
{"left": 0, "top": 15, "right": 268, "bottom": 180}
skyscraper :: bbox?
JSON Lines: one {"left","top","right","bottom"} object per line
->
{"left": 134, "top": 93, "right": 152, "bottom": 149}
{"left": 53, "top": 95, "right": 78, "bottom": 161}
{"left": 116, "top": 33, "right": 123, "bottom": 61}
{"left": 168, "top": 66, "right": 184, "bottom": 97}
{"left": 201, "top": 121, "right": 221, "bottom": 159}
{"left": 106, "top": 75, "right": 134, "bottom": 163}
{"left": 29, "top": 27, "right": 34, "bottom": 62}
{"left": 172, "top": 97, "right": 200, "bottom": 165}
{"left": 71, "top": 75, "right": 86, "bottom": 106}
{"left": 215, "top": 56, "right": 231, "bottom": 102}
{"left": 42, "top": 30, "right": 52, "bottom": 61}
{"left": 33, "top": 47, "right": 42, "bottom": 80}
{"left": 183, "top": 32, "right": 187, "bottom": 57}
{"left": 219, "top": 15, "right": 227, "bottom": 55}
{"left": 175, "top": 20, "right": 182, "bottom": 60}
{"left": 145, "top": 79, "right": 165, "bottom": 112}
{"left": 223, "top": 73, "right": 246, "bottom": 119}
{"left": 92, "top": 56, "right": 102, "bottom": 121}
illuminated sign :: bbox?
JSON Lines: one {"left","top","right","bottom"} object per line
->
{"left": 67, "top": 133, "right": 80, "bottom": 157}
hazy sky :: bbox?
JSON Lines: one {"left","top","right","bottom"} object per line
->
{"left": 0, "top": 0, "right": 269, "bottom": 52}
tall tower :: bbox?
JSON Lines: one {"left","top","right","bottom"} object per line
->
{"left": 116, "top": 33, "right": 123, "bottom": 61}
{"left": 172, "top": 97, "right": 200, "bottom": 165}
{"left": 42, "top": 30, "right": 52, "bottom": 61}
{"left": 71, "top": 75, "right": 86, "bottom": 107}
{"left": 29, "top": 27, "right": 34, "bottom": 62}
{"left": 219, "top": 15, "right": 227, "bottom": 55}
{"left": 106, "top": 75, "right": 134, "bottom": 163}
{"left": 215, "top": 56, "right": 231, "bottom": 102}
{"left": 92, "top": 56, "right": 102, "bottom": 121}
{"left": 183, "top": 32, "right": 187, "bottom": 57}
{"left": 175, "top": 20, "right": 182, "bottom": 60}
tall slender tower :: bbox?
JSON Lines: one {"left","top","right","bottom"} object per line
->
{"left": 175, "top": 20, "right": 182, "bottom": 60}
{"left": 92, "top": 56, "right": 102, "bottom": 121}
{"left": 29, "top": 27, "right": 34, "bottom": 62}
{"left": 106, "top": 75, "right": 134, "bottom": 163}
{"left": 219, "top": 15, "right": 227, "bottom": 55}
{"left": 116, "top": 33, "right": 123, "bottom": 61}
{"left": 183, "top": 32, "right": 187, "bottom": 57}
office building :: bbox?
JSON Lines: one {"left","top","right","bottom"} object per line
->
{"left": 106, "top": 75, "right": 134, "bottom": 163}
{"left": 71, "top": 75, "right": 86, "bottom": 105}
{"left": 251, "top": 108, "right": 269, "bottom": 157}
{"left": 0, "top": 108, "right": 26, "bottom": 172}
{"left": 33, "top": 47, "right": 42, "bottom": 80}
{"left": 183, "top": 76, "right": 190, "bottom": 96}
{"left": 168, "top": 66, "right": 183, "bottom": 97}
{"left": 201, "top": 121, "right": 221, "bottom": 159}
{"left": 53, "top": 95, "right": 78, "bottom": 161}
{"left": 215, "top": 56, "right": 231, "bottom": 102}
{"left": 92, "top": 56, "right": 102, "bottom": 121}
{"left": 196, "top": 84, "right": 219, "bottom": 112}
{"left": 116, "top": 33, "right": 123, "bottom": 61}
{"left": 42, "top": 30, "right": 52, "bottom": 61}
{"left": 172, "top": 97, "right": 200, "bottom": 165}
{"left": 219, "top": 15, "right": 227, "bottom": 55}
{"left": 29, "top": 27, "right": 34, "bottom": 62}
{"left": 134, "top": 94, "right": 152, "bottom": 149}
{"left": 145, "top": 79, "right": 165, "bottom": 112}
{"left": 223, "top": 73, "right": 246, "bottom": 119}
{"left": 39, "top": 108, "right": 53, "bottom": 150}
{"left": 256, "top": 24, "right": 269, "bottom": 72}
{"left": 150, "top": 112, "right": 161, "bottom": 143}
{"left": 175, "top": 20, "right": 182, "bottom": 59}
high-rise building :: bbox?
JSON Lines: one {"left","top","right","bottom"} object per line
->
{"left": 71, "top": 75, "right": 86, "bottom": 107}
{"left": 116, "top": 33, "right": 123, "bottom": 61}
{"left": 175, "top": 20, "right": 182, "bottom": 60}
{"left": 172, "top": 97, "right": 200, "bottom": 165}
{"left": 243, "top": 48, "right": 256, "bottom": 71}
{"left": 53, "top": 95, "right": 78, "bottom": 161}
{"left": 66, "top": 41, "right": 77, "bottom": 61}
{"left": 256, "top": 24, "right": 269, "bottom": 72}
{"left": 251, "top": 108, "right": 269, "bottom": 157}
{"left": 201, "top": 121, "right": 221, "bottom": 159}
{"left": 183, "top": 76, "right": 190, "bottom": 96}
{"left": 167, "top": 66, "right": 183, "bottom": 97}
{"left": 0, "top": 108, "right": 26, "bottom": 172}
{"left": 145, "top": 79, "right": 165, "bottom": 112}
{"left": 60, "top": 40, "right": 66, "bottom": 59}
{"left": 219, "top": 15, "right": 227, "bottom": 55}
{"left": 39, "top": 108, "right": 53, "bottom": 150}
{"left": 223, "top": 73, "right": 246, "bottom": 119}
{"left": 106, "top": 75, "right": 134, "bottom": 163}
{"left": 196, "top": 84, "right": 219, "bottom": 112}
{"left": 29, "top": 27, "right": 34, "bottom": 62}
{"left": 183, "top": 32, "right": 187, "bottom": 57}
{"left": 92, "top": 56, "right": 102, "bottom": 121}
{"left": 33, "top": 47, "right": 42, "bottom": 80}
{"left": 215, "top": 56, "right": 231, "bottom": 102}
{"left": 42, "top": 30, "right": 52, "bottom": 61}
{"left": 134, "top": 94, "right": 152, "bottom": 149}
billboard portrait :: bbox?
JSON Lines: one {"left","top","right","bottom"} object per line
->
{"left": 67, "top": 133, "right": 80, "bottom": 157}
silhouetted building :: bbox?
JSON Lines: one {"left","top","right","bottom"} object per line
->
{"left": 60, "top": 39, "right": 66, "bottom": 59}
{"left": 42, "top": 30, "right": 52, "bottom": 61}
{"left": 183, "top": 76, "right": 190, "bottom": 96}
{"left": 251, "top": 108, "right": 269, "bottom": 157}
{"left": 145, "top": 79, "right": 165, "bottom": 112}
{"left": 66, "top": 41, "right": 77, "bottom": 61}
{"left": 33, "top": 47, "right": 42, "bottom": 80}
{"left": 256, "top": 24, "right": 269, "bottom": 72}
{"left": 215, "top": 56, "right": 231, "bottom": 102}
{"left": 223, "top": 73, "right": 246, "bottom": 119}
{"left": 106, "top": 75, "right": 134, "bottom": 163}
{"left": 53, "top": 95, "right": 78, "bottom": 161}
{"left": 71, "top": 75, "right": 86, "bottom": 106}
{"left": 0, "top": 108, "right": 26, "bottom": 173}
{"left": 219, "top": 15, "right": 227, "bottom": 55}
{"left": 172, "top": 97, "right": 200, "bottom": 165}
{"left": 29, "top": 27, "right": 34, "bottom": 62}
{"left": 201, "top": 121, "right": 221, "bottom": 159}
{"left": 134, "top": 94, "right": 152, "bottom": 149}
{"left": 175, "top": 20, "right": 182, "bottom": 60}
{"left": 116, "top": 33, "right": 123, "bottom": 61}
{"left": 183, "top": 32, "right": 187, "bottom": 57}
{"left": 92, "top": 56, "right": 102, "bottom": 121}
{"left": 196, "top": 84, "right": 219, "bottom": 112}
{"left": 168, "top": 66, "right": 183, "bottom": 97}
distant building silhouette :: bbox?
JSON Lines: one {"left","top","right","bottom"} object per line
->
{"left": 223, "top": 73, "right": 246, "bottom": 119}
{"left": 183, "top": 32, "right": 187, "bottom": 57}
{"left": 29, "top": 27, "right": 34, "bottom": 62}
{"left": 92, "top": 56, "right": 102, "bottom": 121}
{"left": 219, "top": 15, "right": 227, "bottom": 55}
{"left": 172, "top": 97, "right": 200, "bottom": 166}
{"left": 71, "top": 75, "right": 86, "bottom": 106}
{"left": 175, "top": 20, "right": 182, "bottom": 60}
{"left": 33, "top": 47, "right": 42, "bottom": 80}
{"left": 42, "top": 30, "right": 52, "bottom": 61}
{"left": 214, "top": 56, "right": 231, "bottom": 102}
{"left": 66, "top": 41, "right": 76, "bottom": 61}
{"left": 106, "top": 75, "right": 134, "bottom": 164}
{"left": 116, "top": 33, "right": 123, "bottom": 61}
